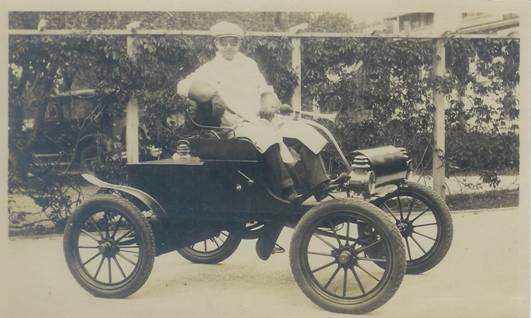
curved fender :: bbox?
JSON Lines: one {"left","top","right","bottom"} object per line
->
{"left": 82, "top": 174, "right": 168, "bottom": 221}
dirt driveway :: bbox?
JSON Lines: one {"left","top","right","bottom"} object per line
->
{"left": 6, "top": 207, "right": 529, "bottom": 318}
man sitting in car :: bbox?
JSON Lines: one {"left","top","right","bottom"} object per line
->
{"left": 177, "top": 21, "right": 329, "bottom": 201}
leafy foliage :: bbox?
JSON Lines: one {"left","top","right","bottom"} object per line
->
{"left": 8, "top": 12, "right": 519, "bottom": 228}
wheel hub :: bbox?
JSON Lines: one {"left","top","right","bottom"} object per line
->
{"left": 335, "top": 249, "right": 356, "bottom": 267}
{"left": 397, "top": 220, "right": 413, "bottom": 237}
{"left": 98, "top": 240, "right": 120, "bottom": 257}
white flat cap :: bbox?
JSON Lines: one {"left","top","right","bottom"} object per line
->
{"left": 210, "top": 21, "right": 244, "bottom": 38}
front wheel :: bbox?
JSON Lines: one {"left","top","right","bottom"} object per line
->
{"left": 63, "top": 194, "right": 156, "bottom": 298}
{"left": 290, "top": 199, "right": 406, "bottom": 314}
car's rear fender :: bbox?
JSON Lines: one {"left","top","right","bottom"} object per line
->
{"left": 81, "top": 174, "right": 168, "bottom": 222}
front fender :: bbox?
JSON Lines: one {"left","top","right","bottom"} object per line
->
{"left": 81, "top": 174, "right": 168, "bottom": 221}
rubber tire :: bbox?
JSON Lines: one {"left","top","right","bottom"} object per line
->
{"left": 63, "top": 194, "right": 156, "bottom": 298}
{"left": 374, "top": 181, "right": 453, "bottom": 274}
{"left": 290, "top": 198, "right": 406, "bottom": 314}
{"left": 177, "top": 232, "right": 241, "bottom": 264}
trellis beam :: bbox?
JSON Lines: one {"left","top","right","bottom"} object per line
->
{"left": 8, "top": 29, "right": 520, "bottom": 40}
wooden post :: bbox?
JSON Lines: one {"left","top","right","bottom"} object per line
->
{"left": 126, "top": 22, "right": 140, "bottom": 164}
{"left": 432, "top": 39, "right": 446, "bottom": 198}
{"left": 291, "top": 36, "right": 302, "bottom": 118}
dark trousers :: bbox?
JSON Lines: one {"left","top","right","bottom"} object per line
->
{"left": 262, "top": 144, "right": 294, "bottom": 195}
{"left": 290, "top": 143, "right": 329, "bottom": 192}
{"left": 262, "top": 142, "right": 329, "bottom": 196}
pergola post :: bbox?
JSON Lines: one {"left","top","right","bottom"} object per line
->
{"left": 290, "top": 36, "right": 302, "bottom": 118}
{"left": 125, "top": 22, "right": 140, "bottom": 164}
{"left": 289, "top": 23, "right": 308, "bottom": 119}
{"left": 432, "top": 39, "right": 446, "bottom": 199}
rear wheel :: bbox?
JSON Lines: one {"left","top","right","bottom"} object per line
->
{"left": 290, "top": 199, "right": 406, "bottom": 314}
{"left": 373, "top": 181, "right": 453, "bottom": 274}
{"left": 177, "top": 231, "right": 241, "bottom": 264}
{"left": 63, "top": 194, "right": 155, "bottom": 298}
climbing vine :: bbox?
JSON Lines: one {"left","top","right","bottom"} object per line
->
{"left": 9, "top": 12, "right": 519, "bottom": 229}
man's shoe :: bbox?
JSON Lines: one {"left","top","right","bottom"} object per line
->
{"left": 282, "top": 186, "right": 303, "bottom": 202}
{"left": 313, "top": 181, "right": 331, "bottom": 201}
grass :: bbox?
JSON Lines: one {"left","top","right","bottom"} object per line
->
{"left": 446, "top": 189, "right": 519, "bottom": 211}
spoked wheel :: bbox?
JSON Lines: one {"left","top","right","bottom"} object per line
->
{"left": 177, "top": 231, "right": 241, "bottom": 264}
{"left": 373, "top": 181, "right": 453, "bottom": 274}
{"left": 290, "top": 199, "right": 406, "bottom": 314}
{"left": 63, "top": 194, "right": 155, "bottom": 298}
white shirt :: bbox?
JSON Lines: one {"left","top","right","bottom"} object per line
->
{"left": 177, "top": 51, "right": 327, "bottom": 158}
{"left": 177, "top": 52, "right": 274, "bottom": 124}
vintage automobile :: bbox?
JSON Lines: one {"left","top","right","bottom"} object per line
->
{"left": 25, "top": 89, "right": 157, "bottom": 174}
{"left": 63, "top": 108, "right": 453, "bottom": 314}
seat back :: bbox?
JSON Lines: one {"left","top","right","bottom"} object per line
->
{"left": 190, "top": 138, "right": 258, "bottom": 161}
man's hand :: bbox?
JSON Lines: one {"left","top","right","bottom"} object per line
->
{"left": 259, "top": 92, "right": 280, "bottom": 121}
{"left": 258, "top": 104, "right": 275, "bottom": 121}
{"left": 279, "top": 104, "right": 294, "bottom": 115}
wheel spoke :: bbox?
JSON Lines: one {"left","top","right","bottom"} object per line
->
{"left": 117, "top": 252, "right": 137, "bottom": 266}
{"left": 203, "top": 240, "right": 207, "bottom": 252}
{"left": 115, "top": 229, "right": 134, "bottom": 243}
{"left": 110, "top": 215, "right": 124, "bottom": 239}
{"left": 81, "top": 229, "right": 101, "bottom": 243}
{"left": 342, "top": 268, "right": 348, "bottom": 297}
{"left": 397, "top": 195, "right": 404, "bottom": 220}
{"left": 94, "top": 256, "right": 105, "bottom": 279}
{"left": 220, "top": 231, "right": 229, "bottom": 238}
{"left": 381, "top": 203, "right": 400, "bottom": 222}
{"left": 210, "top": 237, "right": 220, "bottom": 248}
{"left": 107, "top": 257, "right": 112, "bottom": 284}
{"left": 323, "top": 266, "right": 341, "bottom": 290}
{"left": 78, "top": 246, "right": 99, "bottom": 249}
{"left": 82, "top": 251, "right": 102, "bottom": 266}
{"left": 329, "top": 222, "right": 343, "bottom": 247}
{"left": 313, "top": 233, "right": 338, "bottom": 250}
{"left": 412, "top": 230, "right": 436, "bottom": 241}
{"left": 355, "top": 264, "right": 381, "bottom": 282}
{"left": 413, "top": 222, "right": 438, "bottom": 228}
{"left": 410, "top": 235, "right": 427, "bottom": 254}
{"left": 112, "top": 256, "right": 127, "bottom": 279}
{"left": 311, "top": 260, "right": 337, "bottom": 274}
{"left": 357, "top": 256, "right": 387, "bottom": 263}
{"left": 350, "top": 267, "right": 366, "bottom": 294}
{"left": 103, "top": 211, "right": 112, "bottom": 239}
{"left": 88, "top": 216, "right": 105, "bottom": 240}
{"left": 315, "top": 229, "right": 358, "bottom": 246}
{"left": 411, "top": 207, "right": 431, "bottom": 222}
{"left": 307, "top": 251, "right": 334, "bottom": 257}
{"left": 405, "top": 237, "right": 413, "bottom": 261}
{"left": 118, "top": 244, "right": 140, "bottom": 249}
{"left": 406, "top": 198, "right": 417, "bottom": 221}
{"left": 354, "top": 239, "right": 383, "bottom": 254}
{"left": 120, "top": 249, "right": 139, "bottom": 255}
{"left": 346, "top": 221, "right": 350, "bottom": 245}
